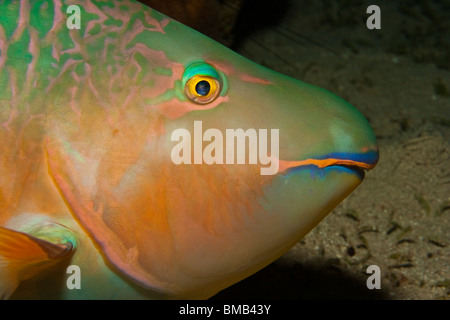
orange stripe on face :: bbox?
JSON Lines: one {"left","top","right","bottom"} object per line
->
{"left": 278, "top": 158, "right": 377, "bottom": 173}
{"left": 239, "top": 73, "right": 272, "bottom": 85}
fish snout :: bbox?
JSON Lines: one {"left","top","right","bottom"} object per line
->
{"left": 258, "top": 72, "right": 379, "bottom": 177}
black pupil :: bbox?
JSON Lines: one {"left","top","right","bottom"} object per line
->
{"left": 195, "top": 80, "right": 211, "bottom": 96}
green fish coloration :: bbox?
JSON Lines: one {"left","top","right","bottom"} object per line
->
{"left": 0, "top": 0, "right": 378, "bottom": 299}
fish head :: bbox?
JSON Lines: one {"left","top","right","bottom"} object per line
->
{"left": 46, "top": 3, "right": 378, "bottom": 299}
{"left": 143, "top": 13, "right": 379, "bottom": 298}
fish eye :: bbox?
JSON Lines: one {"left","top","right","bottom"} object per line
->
{"left": 182, "top": 62, "right": 223, "bottom": 105}
{"left": 185, "top": 75, "right": 220, "bottom": 104}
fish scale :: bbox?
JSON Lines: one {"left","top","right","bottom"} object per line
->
{"left": 0, "top": 0, "right": 378, "bottom": 299}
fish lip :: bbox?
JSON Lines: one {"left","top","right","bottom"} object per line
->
{"left": 279, "top": 150, "right": 379, "bottom": 176}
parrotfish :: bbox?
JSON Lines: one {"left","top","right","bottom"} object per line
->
{"left": 0, "top": 0, "right": 378, "bottom": 299}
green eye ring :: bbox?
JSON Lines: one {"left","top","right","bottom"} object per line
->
{"left": 182, "top": 62, "right": 224, "bottom": 105}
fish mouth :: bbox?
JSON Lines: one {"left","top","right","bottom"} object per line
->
{"left": 279, "top": 150, "right": 379, "bottom": 178}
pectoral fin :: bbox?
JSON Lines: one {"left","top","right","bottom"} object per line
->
{"left": 0, "top": 224, "right": 76, "bottom": 299}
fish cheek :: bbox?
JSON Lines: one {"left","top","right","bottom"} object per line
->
{"left": 45, "top": 130, "right": 179, "bottom": 292}
{"left": 46, "top": 125, "right": 277, "bottom": 296}
{"left": 163, "top": 163, "right": 273, "bottom": 272}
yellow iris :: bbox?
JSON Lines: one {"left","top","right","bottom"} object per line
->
{"left": 185, "top": 75, "right": 221, "bottom": 105}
